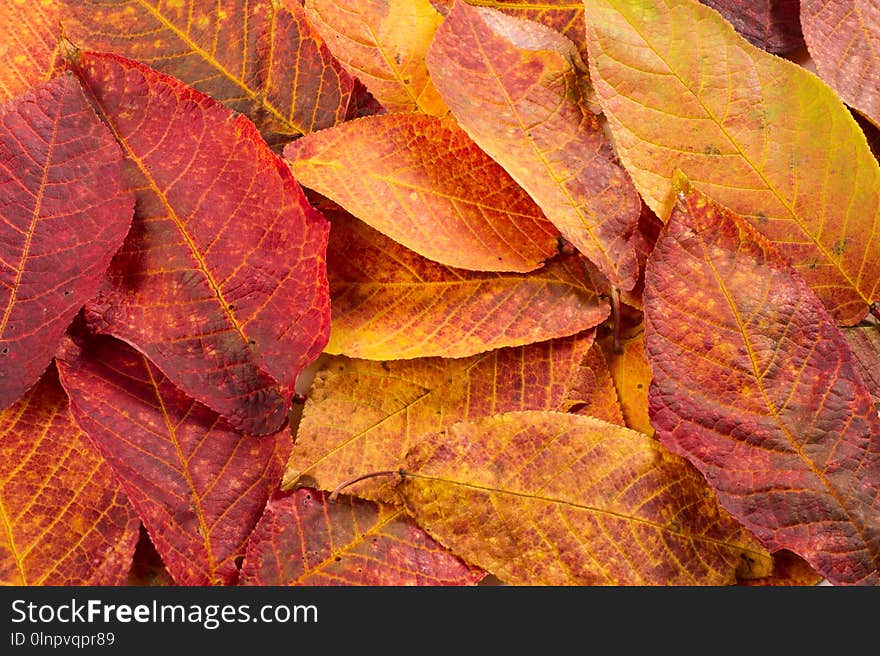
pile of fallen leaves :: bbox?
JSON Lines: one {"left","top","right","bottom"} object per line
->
{"left": 1, "top": 0, "right": 878, "bottom": 587}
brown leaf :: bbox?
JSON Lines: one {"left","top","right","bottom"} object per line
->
{"left": 645, "top": 181, "right": 880, "bottom": 585}
{"left": 0, "top": 367, "right": 139, "bottom": 585}
{"left": 240, "top": 488, "right": 483, "bottom": 585}
{"left": 57, "top": 333, "right": 291, "bottom": 586}
{"left": 285, "top": 332, "right": 599, "bottom": 502}
{"left": 0, "top": 74, "right": 133, "bottom": 410}
{"left": 69, "top": 50, "right": 331, "bottom": 435}
{"left": 561, "top": 341, "right": 625, "bottom": 425}
{"left": 323, "top": 211, "right": 606, "bottom": 359}
{"left": 397, "top": 411, "right": 772, "bottom": 585}
{"left": 427, "top": 2, "right": 641, "bottom": 289}
{"left": 285, "top": 114, "right": 560, "bottom": 272}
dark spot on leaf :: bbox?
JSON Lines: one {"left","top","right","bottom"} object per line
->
{"left": 335, "top": 556, "right": 342, "bottom": 562}
{"left": 756, "top": 212, "right": 768, "bottom": 224}
{"left": 636, "top": 383, "right": 643, "bottom": 389}
{"left": 703, "top": 144, "right": 721, "bottom": 155}
{"left": 234, "top": 555, "right": 244, "bottom": 570}
{"left": 832, "top": 238, "right": 849, "bottom": 256}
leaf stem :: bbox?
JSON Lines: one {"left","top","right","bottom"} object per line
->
{"left": 611, "top": 287, "right": 622, "bottom": 354}
{"left": 328, "top": 470, "right": 401, "bottom": 503}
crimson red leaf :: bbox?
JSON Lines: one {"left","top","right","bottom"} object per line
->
{"left": 67, "top": 50, "right": 331, "bottom": 435}
{"left": 0, "top": 367, "right": 139, "bottom": 585}
{"left": 645, "top": 182, "right": 880, "bottom": 585}
{"left": 240, "top": 488, "right": 483, "bottom": 585}
{"left": 0, "top": 74, "right": 133, "bottom": 410}
{"left": 56, "top": 332, "right": 291, "bottom": 586}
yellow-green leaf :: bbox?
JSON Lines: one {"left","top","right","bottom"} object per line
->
{"left": 583, "top": 0, "right": 880, "bottom": 324}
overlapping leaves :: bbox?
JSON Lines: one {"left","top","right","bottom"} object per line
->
{"left": 0, "top": 0, "right": 877, "bottom": 587}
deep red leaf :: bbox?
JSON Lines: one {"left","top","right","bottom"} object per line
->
{"left": 56, "top": 332, "right": 291, "bottom": 585}
{"left": 701, "top": 0, "right": 804, "bottom": 54}
{"left": 66, "top": 50, "right": 331, "bottom": 435}
{"left": 0, "top": 74, "right": 132, "bottom": 410}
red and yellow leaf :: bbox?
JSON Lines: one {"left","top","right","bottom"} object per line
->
{"left": 303, "top": 0, "right": 446, "bottom": 116}
{"left": 60, "top": 0, "right": 355, "bottom": 146}
{"left": 56, "top": 333, "right": 291, "bottom": 586}
{"left": 0, "top": 367, "right": 139, "bottom": 585}
{"left": 240, "top": 488, "right": 483, "bottom": 585}
{"left": 69, "top": 51, "right": 331, "bottom": 436}
{"left": 0, "top": 74, "right": 133, "bottom": 410}
{"left": 426, "top": 3, "right": 641, "bottom": 289}
{"left": 284, "top": 332, "right": 599, "bottom": 502}
{"left": 397, "top": 411, "right": 772, "bottom": 585}
{"left": 324, "top": 211, "right": 606, "bottom": 359}
{"left": 286, "top": 114, "right": 561, "bottom": 273}
{"left": 644, "top": 182, "right": 880, "bottom": 585}
{"left": 701, "top": 0, "right": 804, "bottom": 54}
{"left": 582, "top": 0, "right": 880, "bottom": 323}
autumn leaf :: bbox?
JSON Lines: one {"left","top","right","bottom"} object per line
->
{"left": 56, "top": 332, "right": 290, "bottom": 585}
{"left": 739, "top": 550, "right": 823, "bottom": 587}
{"left": 433, "top": 0, "right": 590, "bottom": 63}
{"left": 0, "top": 367, "right": 139, "bottom": 585}
{"left": 240, "top": 488, "right": 483, "bottom": 585}
{"left": 801, "top": 0, "right": 880, "bottom": 128}
{"left": 396, "top": 410, "right": 772, "bottom": 585}
{"left": 561, "top": 341, "right": 625, "bottom": 425}
{"left": 0, "top": 0, "right": 61, "bottom": 101}
{"left": 324, "top": 211, "right": 606, "bottom": 359}
{"left": 427, "top": 2, "right": 641, "bottom": 290}
{"left": 67, "top": 50, "right": 331, "bottom": 436}
{"left": 60, "top": 0, "right": 355, "bottom": 146}
{"left": 285, "top": 114, "right": 561, "bottom": 273}
{"left": 303, "top": 0, "right": 446, "bottom": 116}
{"left": 644, "top": 182, "right": 880, "bottom": 585}
{"left": 285, "top": 332, "right": 599, "bottom": 502}
{"left": 599, "top": 325, "right": 654, "bottom": 436}
{"left": 842, "top": 321, "right": 880, "bottom": 408}
{"left": 582, "top": 0, "right": 880, "bottom": 324}
{"left": 701, "top": 0, "right": 804, "bottom": 54}
{"left": 0, "top": 74, "right": 133, "bottom": 410}
{"left": 127, "top": 527, "right": 174, "bottom": 586}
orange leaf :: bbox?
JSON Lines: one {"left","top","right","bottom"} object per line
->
{"left": 60, "top": 0, "right": 355, "bottom": 146}
{"left": 69, "top": 51, "right": 331, "bottom": 435}
{"left": 644, "top": 182, "right": 880, "bottom": 585}
{"left": 286, "top": 114, "right": 560, "bottom": 272}
{"left": 0, "top": 74, "right": 133, "bottom": 410}
{"left": 562, "top": 341, "right": 625, "bottom": 425}
{"left": 0, "top": 367, "right": 139, "bottom": 585}
{"left": 303, "top": 0, "right": 446, "bottom": 115}
{"left": 397, "top": 411, "right": 772, "bottom": 585}
{"left": 599, "top": 325, "right": 655, "bottom": 436}
{"left": 583, "top": 0, "right": 880, "bottom": 323}
{"left": 324, "top": 211, "right": 606, "bottom": 359}
{"left": 57, "top": 333, "right": 291, "bottom": 586}
{"left": 426, "top": 2, "right": 641, "bottom": 289}
{"left": 240, "top": 488, "right": 483, "bottom": 585}
{"left": 284, "top": 332, "right": 600, "bottom": 502}
{"left": 0, "top": 0, "right": 60, "bottom": 101}
{"left": 801, "top": 1, "right": 880, "bottom": 128}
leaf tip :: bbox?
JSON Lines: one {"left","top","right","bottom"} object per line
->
{"left": 59, "top": 36, "right": 82, "bottom": 67}
{"left": 671, "top": 169, "right": 692, "bottom": 199}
